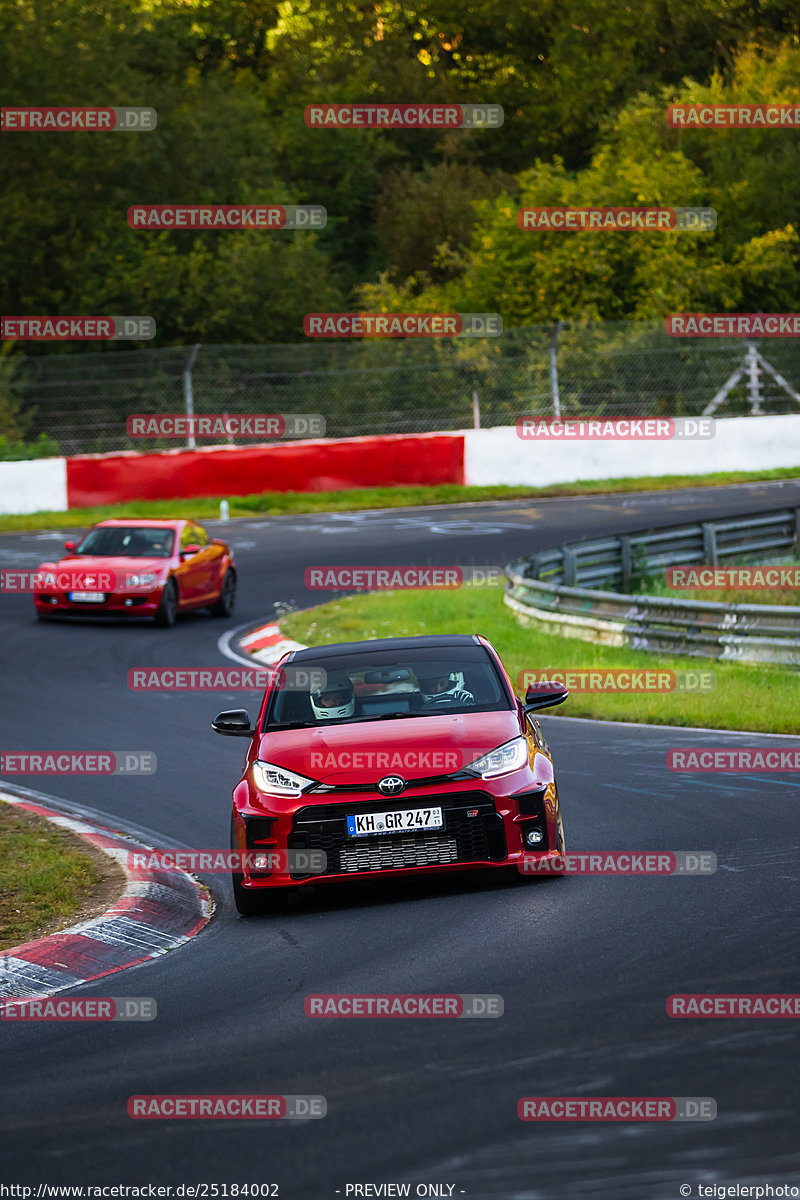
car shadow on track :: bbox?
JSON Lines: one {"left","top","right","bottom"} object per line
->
{"left": 221, "top": 867, "right": 565, "bottom": 920}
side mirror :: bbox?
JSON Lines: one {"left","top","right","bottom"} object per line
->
{"left": 181, "top": 543, "right": 201, "bottom": 557}
{"left": 64, "top": 541, "right": 76, "bottom": 552}
{"left": 212, "top": 709, "right": 254, "bottom": 737}
{"left": 523, "top": 681, "right": 569, "bottom": 712}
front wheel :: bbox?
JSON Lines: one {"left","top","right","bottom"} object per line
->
{"left": 154, "top": 578, "right": 178, "bottom": 628}
{"left": 230, "top": 814, "right": 292, "bottom": 916}
{"left": 210, "top": 569, "right": 236, "bottom": 618}
{"left": 232, "top": 872, "right": 291, "bottom": 916}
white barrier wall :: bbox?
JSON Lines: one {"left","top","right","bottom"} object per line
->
{"left": 0, "top": 458, "right": 68, "bottom": 514}
{"left": 1, "top": 415, "right": 799, "bottom": 514}
{"left": 463, "top": 415, "right": 800, "bottom": 486}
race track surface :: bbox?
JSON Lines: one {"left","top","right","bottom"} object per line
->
{"left": 1, "top": 480, "right": 799, "bottom": 1199}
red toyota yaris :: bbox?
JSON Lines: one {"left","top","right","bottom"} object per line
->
{"left": 34, "top": 518, "right": 236, "bottom": 627}
{"left": 213, "top": 634, "right": 569, "bottom": 915}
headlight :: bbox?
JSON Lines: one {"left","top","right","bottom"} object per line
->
{"left": 125, "top": 572, "right": 160, "bottom": 590}
{"left": 252, "top": 760, "right": 317, "bottom": 798}
{"left": 464, "top": 737, "right": 528, "bottom": 779}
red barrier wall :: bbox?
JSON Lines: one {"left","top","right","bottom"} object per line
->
{"left": 65, "top": 433, "right": 465, "bottom": 508}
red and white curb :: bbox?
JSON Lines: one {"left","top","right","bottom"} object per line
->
{"left": 238, "top": 622, "right": 306, "bottom": 665}
{"left": 0, "top": 792, "right": 213, "bottom": 1000}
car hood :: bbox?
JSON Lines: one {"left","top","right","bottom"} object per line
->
{"left": 258, "top": 709, "right": 521, "bottom": 784}
{"left": 38, "top": 554, "right": 170, "bottom": 573}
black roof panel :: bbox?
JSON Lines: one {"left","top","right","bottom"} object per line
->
{"left": 291, "top": 634, "right": 481, "bottom": 661}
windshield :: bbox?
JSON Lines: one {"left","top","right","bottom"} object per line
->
{"left": 266, "top": 645, "right": 512, "bottom": 729}
{"left": 75, "top": 527, "right": 175, "bottom": 558}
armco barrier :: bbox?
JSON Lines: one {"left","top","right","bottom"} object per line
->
{"left": 505, "top": 506, "right": 800, "bottom": 667}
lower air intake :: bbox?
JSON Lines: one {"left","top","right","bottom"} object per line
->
{"left": 338, "top": 833, "right": 460, "bottom": 873}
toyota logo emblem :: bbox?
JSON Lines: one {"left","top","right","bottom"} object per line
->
{"left": 378, "top": 775, "right": 406, "bottom": 796}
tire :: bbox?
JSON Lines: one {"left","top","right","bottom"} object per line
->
{"left": 154, "top": 578, "right": 178, "bottom": 628}
{"left": 210, "top": 569, "right": 236, "bottom": 618}
{"left": 555, "top": 800, "right": 566, "bottom": 856}
{"left": 230, "top": 814, "right": 291, "bottom": 916}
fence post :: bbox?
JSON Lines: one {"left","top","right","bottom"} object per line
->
{"left": 472, "top": 389, "right": 480, "bottom": 429}
{"left": 549, "top": 321, "right": 564, "bottom": 418}
{"left": 183, "top": 344, "right": 201, "bottom": 450}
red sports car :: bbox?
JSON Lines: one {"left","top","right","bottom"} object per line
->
{"left": 34, "top": 518, "right": 236, "bottom": 627}
{"left": 213, "top": 633, "right": 568, "bottom": 914}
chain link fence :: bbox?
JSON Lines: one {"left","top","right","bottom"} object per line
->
{"left": 5, "top": 321, "right": 800, "bottom": 456}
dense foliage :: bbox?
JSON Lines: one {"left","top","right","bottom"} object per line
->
{"left": 2, "top": 1, "right": 800, "bottom": 346}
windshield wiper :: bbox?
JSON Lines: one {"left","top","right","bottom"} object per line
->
{"left": 354, "top": 711, "right": 430, "bottom": 721}
{"left": 266, "top": 720, "right": 320, "bottom": 730}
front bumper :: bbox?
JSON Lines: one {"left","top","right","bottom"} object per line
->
{"left": 35, "top": 589, "right": 162, "bottom": 616}
{"left": 233, "top": 774, "right": 561, "bottom": 890}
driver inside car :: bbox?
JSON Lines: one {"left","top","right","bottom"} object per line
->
{"left": 309, "top": 675, "right": 357, "bottom": 720}
{"left": 416, "top": 669, "right": 475, "bottom": 707}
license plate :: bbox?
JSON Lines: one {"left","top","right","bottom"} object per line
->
{"left": 68, "top": 592, "right": 106, "bottom": 603}
{"left": 346, "top": 806, "right": 444, "bottom": 837}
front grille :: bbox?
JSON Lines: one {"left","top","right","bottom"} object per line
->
{"left": 309, "top": 770, "right": 474, "bottom": 794}
{"left": 339, "top": 833, "right": 459, "bottom": 873}
{"left": 287, "top": 791, "right": 506, "bottom": 878}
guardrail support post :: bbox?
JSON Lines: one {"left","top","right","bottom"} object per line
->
{"left": 561, "top": 545, "right": 576, "bottom": 587}
{"left": 620, "top": 536, "right": 632, "bottom": 591}
{"left": 702, "top": 523, "right": 718, "bottom": 565}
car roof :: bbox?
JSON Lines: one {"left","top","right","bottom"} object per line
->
{"left": 291, "top": 635, "right": 484, "bottom": 662}
{"left": 94, "top": 519, "right": 188, "bottom": 529}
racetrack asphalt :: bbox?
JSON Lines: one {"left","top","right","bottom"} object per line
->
{"left": 1, "top": 479, "right": 799, "bottom": 1199}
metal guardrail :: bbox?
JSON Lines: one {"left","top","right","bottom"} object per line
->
{"left": 505, "top": 506, "right": 800, "bottom": 666}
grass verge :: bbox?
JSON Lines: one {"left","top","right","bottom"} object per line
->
{"left": 0, "top": 800, "right": 125, "bottom": 950}
{"left": 1, "top": 465, "right": 798, "bottom": 532}
{"left": 280, "top": 586, "right": 800, "bottom": 734}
